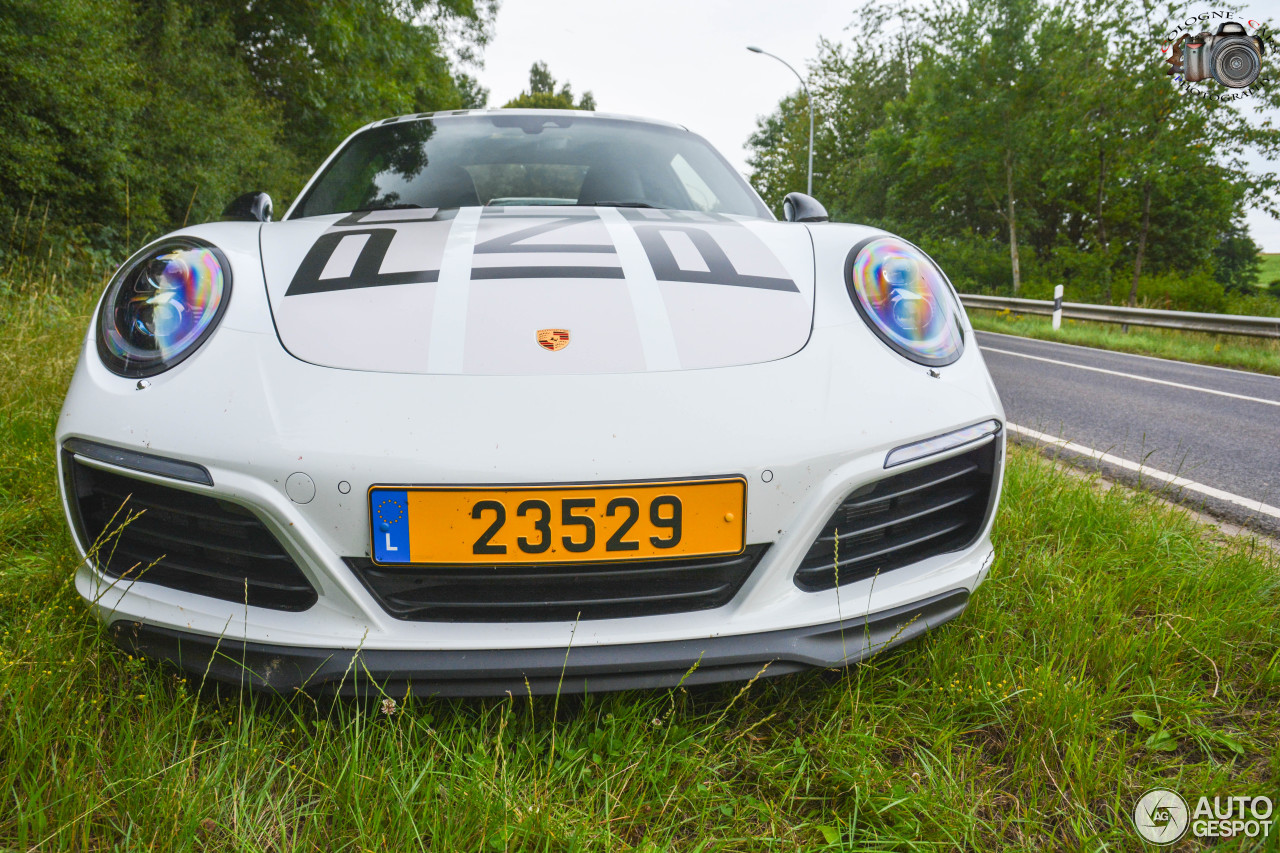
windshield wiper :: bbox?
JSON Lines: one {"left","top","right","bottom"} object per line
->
{"left": 575, "top": 201, "right": 667, "bottom": 209}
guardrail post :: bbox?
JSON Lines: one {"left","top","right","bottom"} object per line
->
{"left": 1052, "top": 285, "right": 1063, "bottom": 330}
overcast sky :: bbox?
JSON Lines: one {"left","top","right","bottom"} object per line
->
{"left": 476, "top": 0, "right": 1279, "bottom": 251}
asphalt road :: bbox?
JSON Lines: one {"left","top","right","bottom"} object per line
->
{"left": 975, "top": 330, "right": 1280, "bottom": 537}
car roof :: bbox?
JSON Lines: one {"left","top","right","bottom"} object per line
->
{"left": 357, "top": 108, "right": 688, "bottom": 133}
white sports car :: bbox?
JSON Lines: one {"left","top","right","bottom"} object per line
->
{"left": 58, "top": 109, "right": 1005, "bottom": 696}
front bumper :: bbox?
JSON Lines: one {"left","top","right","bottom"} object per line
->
{"left": 111, "top": 588, "right": 970, "bottom": 696}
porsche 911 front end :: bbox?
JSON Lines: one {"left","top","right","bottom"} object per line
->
{"left": 57, "top": 110, "right": 1004, "bottom": 695}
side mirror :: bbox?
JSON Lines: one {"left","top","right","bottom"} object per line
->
{"left": 222, "top": 192, "right": 273, "bottom": 223}
{"left": 782, "top": 192, "right": 828, "bottom": 223}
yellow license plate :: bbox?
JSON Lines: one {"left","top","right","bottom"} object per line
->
{"left": 369, "top": 478, "right": 746, "bottom": 565}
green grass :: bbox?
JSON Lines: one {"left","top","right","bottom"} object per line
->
{"left": 1257, "top": 254, "right": 1280, "bottom": 290}
{"left": 2, "top": 280, "right": 1279, "bottom": 850}
{"left": 970, "top": 309, "right": 1280, "bottom": 376}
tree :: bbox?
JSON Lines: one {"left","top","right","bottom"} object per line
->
{"left": 748, "top": 19, "right": 914, "bottom": 221}
{"left": 126, "top": 2, "right": 295, "bottom": 235}
{"left": 745, "top": 0, "right": 1280, "bottom": 307}
{"left": 210, "top": 0, "right": 495, "bottom": 169}
{"left": 503, "top": 62, "right": 596, "bottom": 110}
{"left": 0, "top": 0, "right": 138, "bottom": 233}
{"left": 1212, "top": 221, "right": 1262, "bottom": 293}
{"left": 455, "top": 73, "right": 490, "bottom": 110}
{"left": 529, "top": 60, "right": 556, "bottom": 95}
{"left": 0, "top": 0, "right": 496, "bottom": 250}
{"left": 901, "top": 0, "right": 1076, "bottom": 295}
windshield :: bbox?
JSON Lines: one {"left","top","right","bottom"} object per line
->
{"left": 289, "top": 113, "right": 772, "bottom": 220}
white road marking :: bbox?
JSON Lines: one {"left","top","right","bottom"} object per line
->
{"left": 426, "top": 207, "right": 482, "bottom": 373}
{"left": 597, "top": 207, "right": 682, "bottom": 371}
{"left": 1007, "top": 423, "right": 1280, "bottom": 522}
{"left": 975, "top": 329, "right": 1280, "bottom": 382}
{"left": 982, "top": 346, "right": 1280, "bottom": 408}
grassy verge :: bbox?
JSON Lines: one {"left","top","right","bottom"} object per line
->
{"left": 2, "top": 281, "right": 1278, "bottom": 850}
{"left": 969, "top": 309, "right": 1280, "bottom": 377}
{"left": 1257, "top": 254, "right": 1279, "bottom": 290}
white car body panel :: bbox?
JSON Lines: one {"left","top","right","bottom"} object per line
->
{"left": 261, "top": 207, "right": 816, "bottom": 374}
{"left": 58, "top": 110, "right": 1005, "bottom": 693}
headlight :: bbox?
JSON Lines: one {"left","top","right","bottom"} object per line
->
{"left": 96, "top": 238, "right": 231, "bottom": 377}
{"left": 844, "top": 236, "right": 964, "bottom": 366}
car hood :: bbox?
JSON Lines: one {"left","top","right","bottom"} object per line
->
{"left": 259, "top": 206, "right": 814, "bottom": 374}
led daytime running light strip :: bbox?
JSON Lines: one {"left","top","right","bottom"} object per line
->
{"left": 884, "top": 420, "right": 1002, "bottom": 469}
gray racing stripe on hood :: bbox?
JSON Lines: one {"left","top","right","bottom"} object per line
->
{"left": 264, "top": 205, "right": 813, "bottom": 375}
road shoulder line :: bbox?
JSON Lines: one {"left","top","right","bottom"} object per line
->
{"left": 1007, "top": 423, "right": 1280, "bottom": 523}
{"left": 983, "top": 346, "right": 1280, "bottom": 407}
{"left": 974, "top": 329, "right": 1280, "bottom": 383}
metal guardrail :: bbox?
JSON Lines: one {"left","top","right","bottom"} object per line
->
{"left": 959, "top": 294, "right": 1280, "bottom": 339}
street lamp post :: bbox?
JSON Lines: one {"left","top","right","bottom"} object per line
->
{"left": 747, "top": 45, "right": 814, "bottom": 196}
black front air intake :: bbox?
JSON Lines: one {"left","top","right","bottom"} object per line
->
{"left": 795, "top": 441, "right": 998, "bottom": 592}
{"left": 65, "top": 454, "right": 317, "bottom": 611}
{"left": 345, "top": 545, "right": 770, "bottom": 622}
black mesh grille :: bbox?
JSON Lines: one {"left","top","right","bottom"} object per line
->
{"left": 795, "top": 441, "right": 998, "bottom": 591}
{"left": 65, "top": 455, "right": 317, "bottom": 611}
{"left": 346, "top": 545, "right": 770, "bottom": 622}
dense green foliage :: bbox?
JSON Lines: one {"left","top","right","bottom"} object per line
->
{"left": 1257, "top": 253, "right": 1280, "bottom": 288}
{"left": 503, "top": 61, "right": 597, "bottom": 110}
{"left": 1, "top": 275, "right": 1277, "bottom": 848}
{"left": 0, "top": 0, "right": 495, "bottom": 252}
{"left": 748, "top": 0, "right": 1280, "bottom": 310}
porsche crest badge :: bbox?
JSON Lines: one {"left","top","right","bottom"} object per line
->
{"left": 537, "top": 329, "right": 570, "bottom": 351}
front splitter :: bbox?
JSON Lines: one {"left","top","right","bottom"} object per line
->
{"left": 110, "top": 588, "right": 970, "bottom": 697}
